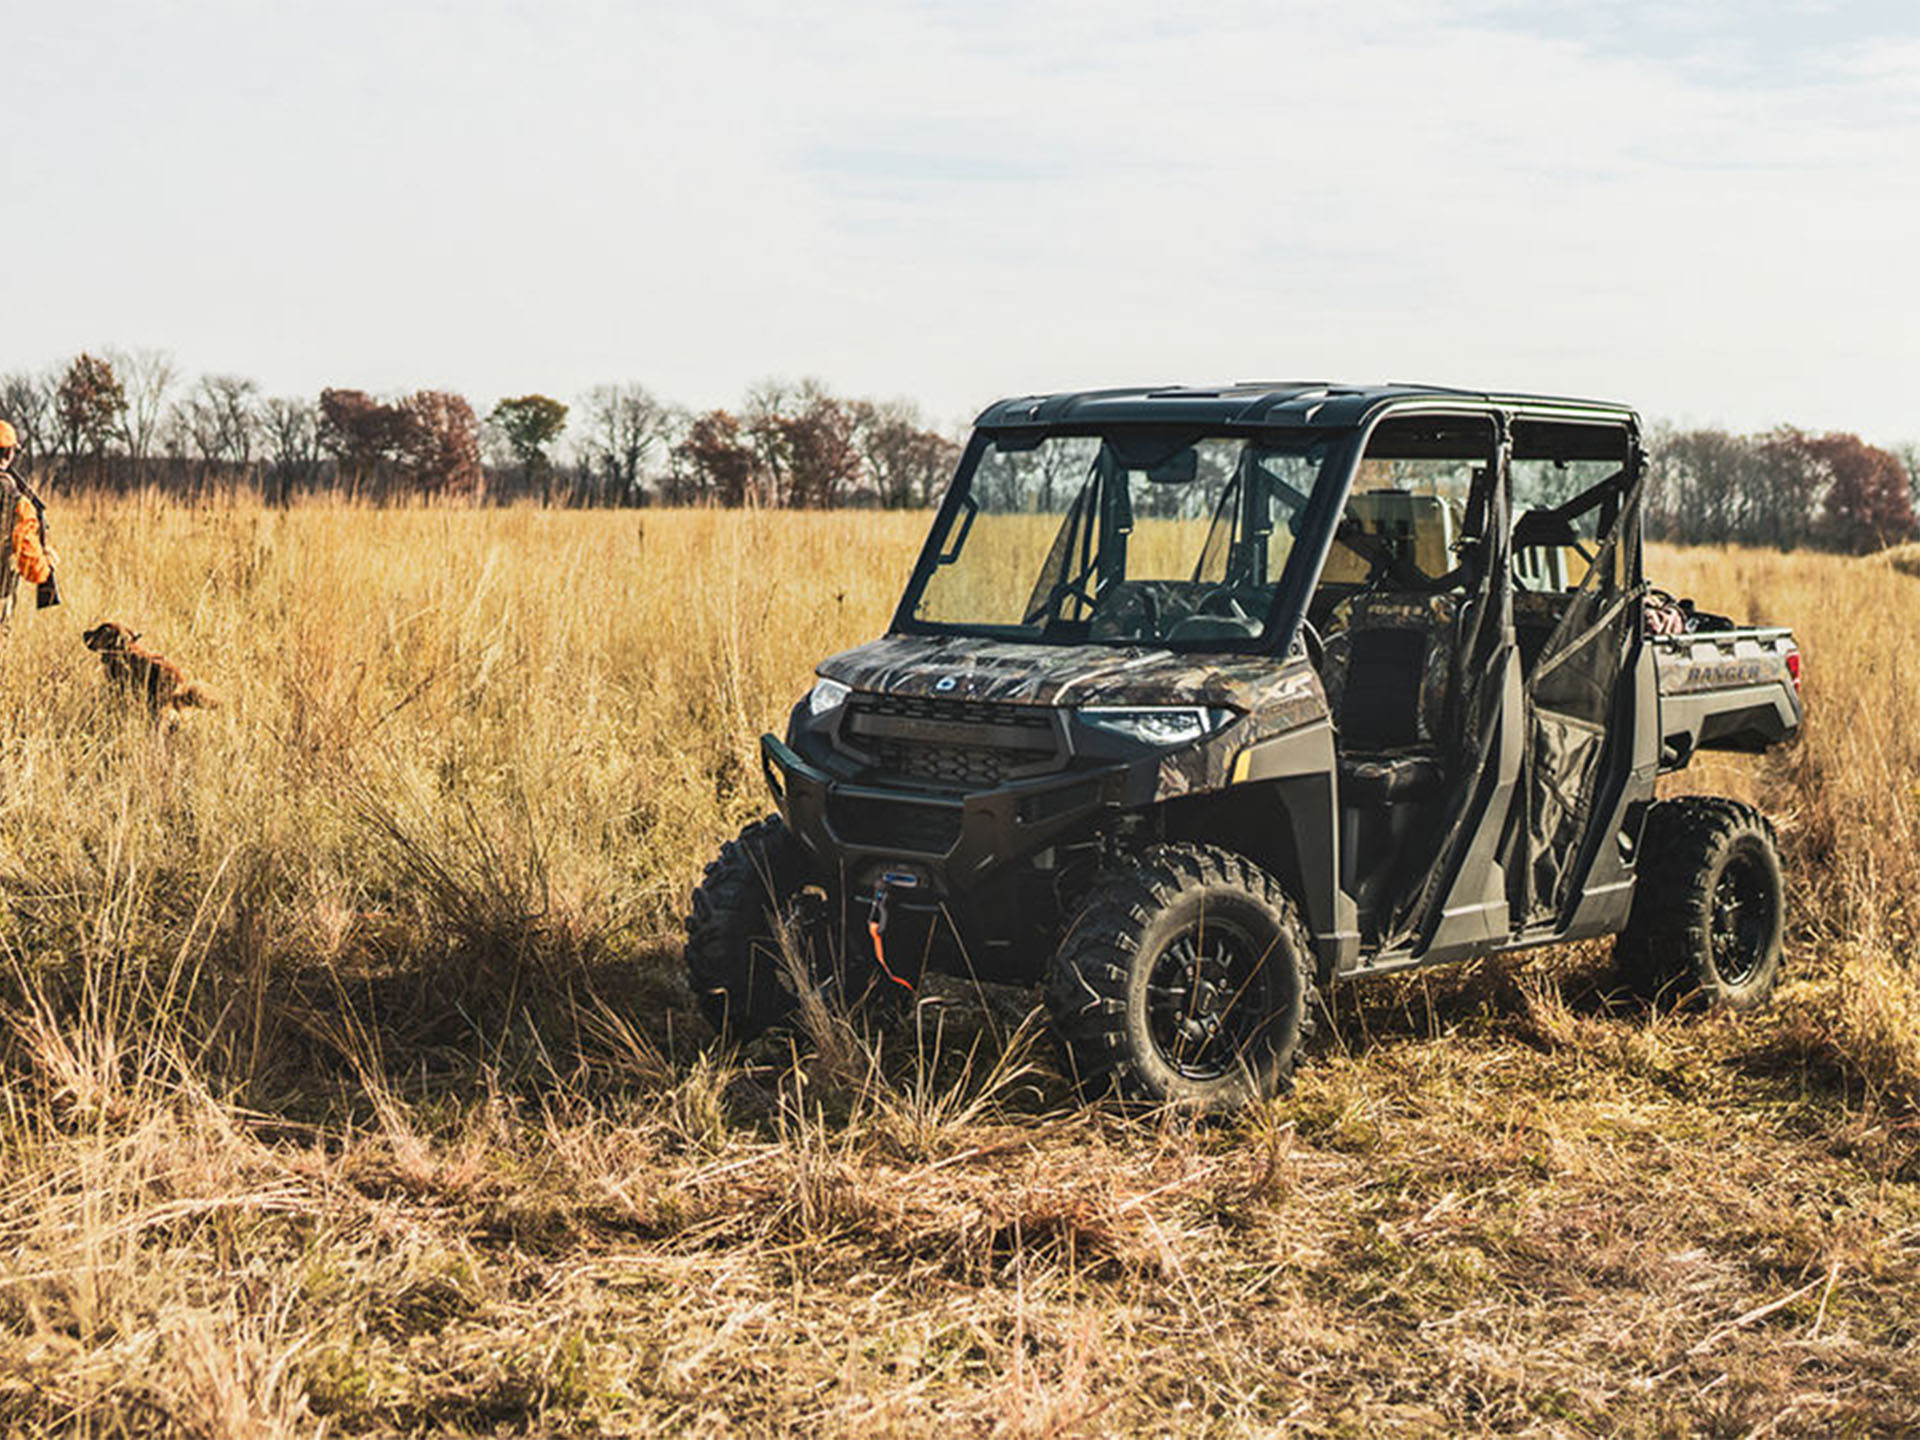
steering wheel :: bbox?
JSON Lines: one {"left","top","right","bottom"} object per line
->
{"left": 1194, "top": 587, "right": 1253, "bottom": 621}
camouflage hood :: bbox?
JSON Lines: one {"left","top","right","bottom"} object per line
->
{"left": 817, "top": 633, "right": 1327, "bottom": 722}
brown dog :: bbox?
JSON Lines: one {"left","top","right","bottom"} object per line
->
{"left": 82, "top": 622, "right": 219, "bottom": 714}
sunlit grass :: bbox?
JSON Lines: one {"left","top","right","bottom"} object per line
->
{"left": 0, "top": 502, "right": 1914, "bottom": 1434}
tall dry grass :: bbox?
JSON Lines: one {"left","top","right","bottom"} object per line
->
{"left": 0, "top": 499, "right": 921, "bottom": 1024}
{"left": 0, "top": 500, "right": 1913, "bottom": 1435}
{"left": 1652, "top": 543, "right": 1920, "bottom": 1113}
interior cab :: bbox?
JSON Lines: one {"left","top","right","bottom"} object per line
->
{"left": 1311, "top": 410, "right": 1644, "bottom": 951}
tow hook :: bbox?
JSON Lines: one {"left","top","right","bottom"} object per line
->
{"left": 867, "top": 873, "right": 918, "bottom": 992}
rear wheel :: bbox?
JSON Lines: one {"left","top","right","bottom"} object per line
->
{"left": 1615, "top": 797, "right": 1785, "bottom": 1009}
{"left": 1047, "top": 844, "right": 1318, "bottom": 1112}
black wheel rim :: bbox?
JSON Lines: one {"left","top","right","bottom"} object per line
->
{"left": 1144, "top": 917, "right": 1273, "bottom": 1082}
{"left": 1710, "top": 849, "right": 1775, "bottom": 987}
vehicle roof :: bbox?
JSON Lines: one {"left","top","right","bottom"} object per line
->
{"left": 973, "top": 382, "right": 1639, "bottom": 431}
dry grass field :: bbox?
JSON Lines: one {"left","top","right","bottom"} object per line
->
{"left": 0, "top": 496, "right": 1917, "bottom": 1437}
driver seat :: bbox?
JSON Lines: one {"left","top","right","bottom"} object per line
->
{"left": 1323, "top": 592, "right": 1459, "bottom": 804}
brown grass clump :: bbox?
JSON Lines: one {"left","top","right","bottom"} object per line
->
{"left": 1878, "top": 541, "right": 1920, "bottom": 580}
{"left": 0, "top": 502, "right": 1915, "bottom": 1434}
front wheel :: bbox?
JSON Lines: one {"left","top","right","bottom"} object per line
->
{"left": 684, "top": 815, "right": 837, "bottom": 1039}
{"left": 1047, "top": 844, "right": 1318, "bottom": 1112}
{"left": 1615, "top": 797, "right": 1785, "bottom": 1009}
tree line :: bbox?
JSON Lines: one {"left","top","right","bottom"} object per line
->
{"left": 3, "top": 351, "right": 1916, "bottom": 554}
{"left": 0, "top": 352, "right": 961, "bottom": 510}
{"left": 1645, "top": 424, "right": 1917, "bottom": 555}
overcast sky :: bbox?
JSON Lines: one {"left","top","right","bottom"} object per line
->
{"left": 5, "top": 0, "right": 1916, "bottom": 441}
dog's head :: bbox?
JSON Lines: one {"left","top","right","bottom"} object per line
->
{"left": 83, "top": 622, "right": 139, "bottom": 653}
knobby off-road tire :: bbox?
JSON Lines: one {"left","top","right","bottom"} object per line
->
{"left": 1047, "top": 844, "right": 1319, "bottom": 1113}
{"left": 1615, "top": 797, "right": 1785, "bottom": 1010}
{"left": 684, "top": 815, "right": 828, "bottom": 1040}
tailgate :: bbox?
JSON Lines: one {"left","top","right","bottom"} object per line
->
{"left": 1652, "top": 627, "right": 1802, "bottom": 766}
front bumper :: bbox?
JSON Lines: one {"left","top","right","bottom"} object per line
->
{"left": 761, "top": 732, "right": 1129, "bottom": 897}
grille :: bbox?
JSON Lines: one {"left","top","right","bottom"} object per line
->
{"left": 864, "top": 738, "right": 1029, "bottom": 789}
{"left": 841, "top": 694, "right": 1061, "bottom": 791}
{"left": 828, "top": 795, "right": 964, "bottom": 854}
{"left": 850, "top": 693, "right": 1056, "bottom": 731}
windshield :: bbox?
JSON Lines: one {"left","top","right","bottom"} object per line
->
{"left": 903, "top": 431, "right": 1336, "bottom": 647}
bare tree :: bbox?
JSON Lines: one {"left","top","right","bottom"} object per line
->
{"left": 578, "top": 383, "right": 669, "bottom": 505}
{"left": 112, "top": 348, "right": 178, "bottom": 486}
{"left": 1648, "top": 427, "right": 1765, "bottom": 546}
{"left": 171, "top": 393, "right": 218, "bottom": 482}
{"left": 204, "top": 376, "right": 260, "bottom": 469}
{"left": 157, "top": 398, "right": 194, "bottom": 466}
{"left": 850, "top": 398, "right": 960, "bottom": 507}
{"left": 1897, "top": 443, "right": 1920, "bottom": 525}
{"left": 741, "top": 378, "right": 797, "bottom": 505}
{"left": 172, "top": 375, "right": 260, "bottom": 493}
{"left": 0, "top": 371, "right": 54, "bottom": 474}
{"left": 260, "top": 396, "right": 320, "bottom": 504}
{"left": 653, "top": 406, "right": 700, "bottom": 503}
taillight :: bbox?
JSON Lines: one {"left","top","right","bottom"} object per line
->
{"left": 1786, "top": 649, "right": 1802, "bottom": 693}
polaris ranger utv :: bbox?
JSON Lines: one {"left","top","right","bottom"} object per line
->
{"left": 686, "top": 384, "right": 1803, "bottom": 1110}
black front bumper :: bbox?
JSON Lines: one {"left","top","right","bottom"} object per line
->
{"left": 761, "top": 732, "right": 1127, "bottom": 897}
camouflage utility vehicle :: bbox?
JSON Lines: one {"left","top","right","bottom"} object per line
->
{"left": 687, "top": 384, "right": 1803, "bottom": 1109}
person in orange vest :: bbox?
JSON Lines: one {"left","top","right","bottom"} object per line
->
{"left": 0, "top": 420, "right": 59, "bottom": 634}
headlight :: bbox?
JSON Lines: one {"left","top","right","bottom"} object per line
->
{"left": 808, "top": 677, "right": 851, "bottom": 719}
{"left": 1077, "top": 705, "right": 1237, "bottom": 747}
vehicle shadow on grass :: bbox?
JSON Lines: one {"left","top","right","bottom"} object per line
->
{"left": 281, "top": 943, "right": 1658, "bottom": 1111}
{"left": 14, "top": 928, "right": 1074, "bottom": 1137}
{"left": 2, "top": 913, "right": 1868, "bottom": 1158}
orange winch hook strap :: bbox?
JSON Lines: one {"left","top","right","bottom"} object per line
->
{"left": 867, "top": 882, "right": 914, "bottom": 991}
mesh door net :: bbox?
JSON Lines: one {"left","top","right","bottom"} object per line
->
{"left": 1520, "top": 474, "right": 1644, "bottom": 925}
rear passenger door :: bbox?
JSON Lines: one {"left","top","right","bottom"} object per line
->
{"left": 1508, "top": 420, "right": 1644, "bottom": 927}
